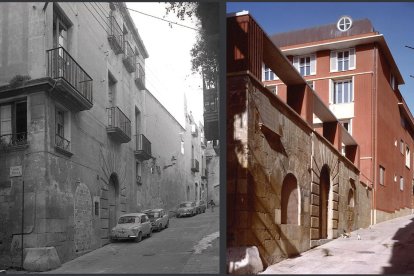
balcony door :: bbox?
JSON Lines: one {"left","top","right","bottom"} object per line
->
{"left": 53, "top": 5, "right": 70, "bottom": 79}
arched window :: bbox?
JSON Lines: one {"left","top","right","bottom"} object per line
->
{"left": 281, "top": 174, "right": 299, "bottom": 225}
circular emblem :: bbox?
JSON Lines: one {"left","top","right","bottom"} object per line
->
{"left": 337, "top": 16, "right": 353, "bottom": 32}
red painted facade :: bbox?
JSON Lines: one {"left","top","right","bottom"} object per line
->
{"left": 265, "top": 19, "right": 414, "bottom": 220}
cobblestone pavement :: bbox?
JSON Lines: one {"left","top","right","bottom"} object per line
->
{"left": 262, "top": 214, "right": 414, "bottom": 274}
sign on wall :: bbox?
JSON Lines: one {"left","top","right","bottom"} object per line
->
{"left": 9, "top": 166, "right": 22, "bottom": 177}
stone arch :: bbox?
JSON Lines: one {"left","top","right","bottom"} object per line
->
{"left": 108, "top": 173, "right": 120, "bottom": 233}
{"left": 319, "top": 165, "right": 332, "bottom": 239}
{"left": 281, "top": 173, "right": 299, "bottom": 225}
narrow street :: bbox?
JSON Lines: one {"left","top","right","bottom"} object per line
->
{"left": 262, "top": 214, "right": 414, "bottom": 274}
{"left": 44, "top": 208, "right": 219, "bottom": 274}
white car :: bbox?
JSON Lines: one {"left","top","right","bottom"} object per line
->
{"left": 110, "top": 213, "right": 152, "bottom": 242}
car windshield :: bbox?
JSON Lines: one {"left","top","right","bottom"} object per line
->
{"left": 118, "top": 216, "right": 138, "bottom": 224}
{"left": 180, "top": 203, "right": 192, "bottom": 208}
{"left": 147, "top": 212, "right": 160, "bottom": 219}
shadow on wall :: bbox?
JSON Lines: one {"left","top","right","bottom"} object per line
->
{"left": 381, "top": 217, "right": 414, "bottom": 274}
{"left": 227, "top": 76, "right": 300, "bottom": 268}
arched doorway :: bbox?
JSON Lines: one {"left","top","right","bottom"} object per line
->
{"left": 195, "top": 183, "right": 198, "bottom": 201}
{"left": 108, "top": 173, "right": 120, "bottom": 232}
{"left": 319, "top": 165, "right": 330, "bottom": 239}
{"left": 186, "top": 185, "right": 190, "bottom": 201}
{"left": 281, "top": 173, "right": 299, "bottom": 224}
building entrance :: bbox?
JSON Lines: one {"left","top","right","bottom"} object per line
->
{"left": 108, "top": 173, "right": 119, "bottom": 232}
{"left": 319, "top": 166, "right": 330, "bottom": 239}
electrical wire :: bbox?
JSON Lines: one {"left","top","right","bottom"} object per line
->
{"left": 87, "top": 2, "right": 110, "bottom": 31}
{"left": 82, "top": 2, "right": 108, "bottom": 34}
{"left": 114, "top": 3, "right": 199, "bottom": 31}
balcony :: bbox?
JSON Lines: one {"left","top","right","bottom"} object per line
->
{"left": 106, "top": 106, "right": 131, "bottom": 143}
{"left": 191, "top": 158, "right": 199, "bottom": 172}
{"left": 123, "top": 40, "right": 136, "bottom": 73}
{"left": 0, "top": 132, "right": 28, "bottom": 151}
{"left": 55, "top": 134, "right": 73, "bottom": 157}
{"left": 108, "top": 16, "right": 124, "bottom": 54}
{"left": 46, "top": 47, "right": 93, "bottom": 111}
{"left": 201, "top": 168, "right": 207, "bottom": 179}
{"left": 191, "top": 124, "right": 198, "bottom": 137}
{"left": 135, "top": 134, "right": 152, "bottom": 160}
{"left": 134, "top": 63, "right": 145, "bottom": 90}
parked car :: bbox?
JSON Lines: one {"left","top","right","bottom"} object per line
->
{"left": 144, "top": 208, "right": 169, "bottom": 232}
{"left": 110, "top": 213, "right": 152, "bottom": 242}
{"left": 195, "top": 200, "right": 207, "bottom": 214}
{"left": 176, "top": 201, "right": 197, "bottom": 217}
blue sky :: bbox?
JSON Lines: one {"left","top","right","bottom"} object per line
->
{"left": 227, "top": 2, "right": 414, "bottom": 112}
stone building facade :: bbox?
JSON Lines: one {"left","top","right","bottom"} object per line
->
{"left": 227, "top": 12, "right": 371, "bottom": 267}
{"left": 0, "top": 2, "right": 205, "bottom": 268}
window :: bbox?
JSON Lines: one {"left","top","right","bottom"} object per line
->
{"left": 400, "top": 139, "right": 404, "bottom": 154}
{"left": 406, "top": 146, "right": 411, "bottom": 168}
{"left": 55, "top": 106, "right": 71, "bottom": 153}
{"left": 53, "top": 4, "right": 71, "bottom": 50}
{"left": 263, "top": 64, "right": 277, "bottom": 81}
{"left": 379, "top": 166, "right": 385, "bottom": 186}
{"left": 136, "top": 161, "right": 142, "bottom": 184}
{"left": 0, "top": 101, "right": 27, "bottom": 146}
{"left": 390, "top": 74, "right": 396, "bottom": 90}
{"left": 266, "top": 85, "right": 277, "bottom": 95}
{"left": 293, "top": 54, "right": 316, "bottom": 76}
{"left": 340, "top": 119, "right": 352, "bottom": 134}
{"left": 400, "top": 176, "right": 404, "bottom": 191}
{"left": 332, "top": 79, "right": 353, "bottom": 104}
{"left": 330, "top": 48, "right": 355, "bottom": 72}
{"left": 337, "top": 16, "right": 352, "bottom": 32}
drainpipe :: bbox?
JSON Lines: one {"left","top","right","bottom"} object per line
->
{"left": 372, "top": 44, "right": 378, "bottom": 225}
{"left": 21, "top": 180, "right": 24, "bottom": 269}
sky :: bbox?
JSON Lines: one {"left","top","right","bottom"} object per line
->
{"left": 126, "top": 2, "right": 203, "bottom": 127}
{"left": 227, "top": 2, "right": 414, "bottom": 112}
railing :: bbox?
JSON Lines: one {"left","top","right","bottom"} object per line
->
{"left": 46, "top": 47, "right": 93, "bottom": 104}
{"left": 135, "top": 63, "right": 145, "bottom": 89}
{"left": 191, "top": 158, "right": 199, "bottom": 172}
{"left": 0, "top": 132, "right": 27, "bottom": 147}
{"left": 108, "top": 15, "right": 124, "bottom": 53}
{"left": 123, "top": 40, "right": 136, "bottom": 72}
{"left": 107, "top": 106, "right": 131, "bottom": 139}
{"left": 55, "top": 134, "right": 70, "bottom": 151}
{"left": 136, "top": 134, "right": 151, "bottom": 156}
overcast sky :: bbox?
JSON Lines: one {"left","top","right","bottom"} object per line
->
{"left": 126, "top": 2, "right": 203, "bottom": 127}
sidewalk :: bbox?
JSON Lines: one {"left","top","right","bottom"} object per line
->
{"left": 262, "top": 214, "right": 414, "bottom": 274}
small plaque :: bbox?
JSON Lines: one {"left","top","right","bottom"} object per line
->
{"left": 9, "top": 166, "right": 22, "bottom": 177}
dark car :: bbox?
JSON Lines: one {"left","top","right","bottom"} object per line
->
{"left": 176, "top": 201, "right": 197, "bottom": 217}
{"left": 144, "top": 208, "right": 169, "bottom": 232}
{"left": 195, "top": 200, "right": 207, "bottom": 214}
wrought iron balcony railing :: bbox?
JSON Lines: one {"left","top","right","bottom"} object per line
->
{"left": 46, "top": 47, "right": 93, "bottom": 110}
{"left": 191, "top": 158, "right": 199, "bottom": 172}
{"left": 134, "top": 63, "right": 145, "bottom": 90}
{"left": 123, "top": 40, "right": 136, "bottom": 73}
{"left": 135, "top": 134, "right": 151, "bottom": 160}
{"left": 108, "top": 15, "right": 124, "bottom": 54}
{"left": 106, "top": 106, "right": 131, "bottom": 143}
{"left": 55, "top": 134, "right": 71, "bottom": 152}
{"left": 0, "top": 132, "right": 28, "bottom": 149}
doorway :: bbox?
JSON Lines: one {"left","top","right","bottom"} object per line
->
{"left": 108, "top": 173, "right": 119, "bottom": 232}
{"left": 319, "top": 165, "right": 330, "bottom": 239}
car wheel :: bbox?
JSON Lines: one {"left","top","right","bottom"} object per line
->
{"left": 135, "top": 232, "right": 142, "bottom": 242}
{"left": 165, "top": 220, "right": 169, "bottom": 228}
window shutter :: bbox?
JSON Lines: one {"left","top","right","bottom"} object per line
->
{"left": 349, "top": 48, "right": 356, "bottom": 69}
{"left": 262, "top": 63, "right": 265, "bottom": 81}
{"left": 329, "top": 79, "right": 333, "bottom": 104}
{"left": 293, "top": 56, "right": 299, "bottom": 72}
{"left": 352, "top": 76, "right": 355, "bottom": 101}
{"left": 0, "top": 105, "right": 12, "bottom": 136}
{"left": 330, "top": 51, "right": 337, "bottom": 72}
{"left": 310, "top": 54, "right": 316, "bottom": 75}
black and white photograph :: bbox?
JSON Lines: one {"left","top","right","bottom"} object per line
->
{"left": 0, "top": 2, "right": 219, "bottom": 274}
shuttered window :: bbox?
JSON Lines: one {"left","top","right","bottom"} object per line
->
{"left": 293, "top": 54, "right": 316, "bottom": 76}
{"left": 330, "top": 48, "right": 355, "bottom": 72}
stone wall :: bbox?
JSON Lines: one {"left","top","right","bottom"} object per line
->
{"left": 227, "top": 75, "right": 371, "bottom": 267}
